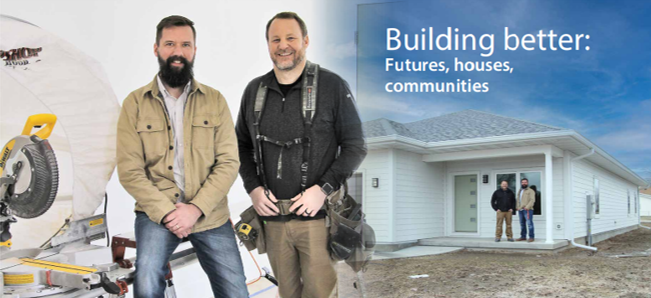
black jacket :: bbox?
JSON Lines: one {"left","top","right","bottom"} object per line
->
{"left": 491, "top": 188, "right": 516, "bottom": 213}
{"left": 236, "top": 65, "right": 367, "bottom": 199}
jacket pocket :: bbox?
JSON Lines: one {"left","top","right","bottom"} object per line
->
{"left": 191, "top": 114, "right": 218, "bottom": 150}
{"left": 136, "top": 118, "right": 167, "bottom": 162}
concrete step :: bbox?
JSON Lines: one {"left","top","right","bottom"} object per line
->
{"left": 418, "top": 237, "right": 568, "bottom": 250}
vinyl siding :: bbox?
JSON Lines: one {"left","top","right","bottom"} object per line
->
{"left": 572, "top": 158, "right": 640, "bottom": 237}
{"left": 641, "top": 194, "right": 651, "bottom": 217}
{"left": 393, "top": 150, "right": 445, "bottom": 242}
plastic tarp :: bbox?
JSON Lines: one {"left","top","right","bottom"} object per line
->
{"left": 1, "top": 15, "right": 119, "bottom": 220}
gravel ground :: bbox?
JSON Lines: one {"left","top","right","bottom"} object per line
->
{"left": 337, "top": 223, "right": 651, "bottom": 298}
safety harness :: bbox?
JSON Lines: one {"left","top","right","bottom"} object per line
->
{"left": 237, "top": 61, "right": 376, "bottom": 272}
{"left": 252, "top": 61, "right": 322, "bottom": 220}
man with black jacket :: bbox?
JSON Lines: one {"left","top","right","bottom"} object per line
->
{"left": 492, "top": 180, "right": 516, "bottom": 242}
{"left": 235, "top": 12, "right": 366, "bottom": 298}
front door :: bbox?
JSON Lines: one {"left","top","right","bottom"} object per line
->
{"left": 454, "top": 174, "right": 478, "bottom": 233}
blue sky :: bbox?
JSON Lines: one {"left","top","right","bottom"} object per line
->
{"left": 323, "top": 0, "right": 651, "bottom": 180}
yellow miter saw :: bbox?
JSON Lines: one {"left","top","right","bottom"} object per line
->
{"left": 1, "top": 114, "right": 59, "bottom": 249}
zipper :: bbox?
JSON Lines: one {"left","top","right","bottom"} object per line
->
{"left": 281, "top": 97, "right": 286, "bottom": 113}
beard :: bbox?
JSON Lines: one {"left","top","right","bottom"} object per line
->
{"left": 158, "top": 54, "right": 194, "bottom": 88}
{"left": 272, "top": 47, "right": 305, "bottom": 71}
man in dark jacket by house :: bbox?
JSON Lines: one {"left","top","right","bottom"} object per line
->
{"left": 492, "top": 180, "right": 516, "bottom": 242}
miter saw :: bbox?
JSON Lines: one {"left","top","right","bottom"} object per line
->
{"left": 1, "top": 114, "right": 59, "bottom": 249}
{"left": 0, "top": 114, "right": 133, "bottom": 297}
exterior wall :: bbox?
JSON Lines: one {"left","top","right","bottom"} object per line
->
{"left": 393, "top": 150, "right": 445, "bottom": 242}
{"left": 357, "top": 149, "right": 394, "bottom": 243}
{"left": 572, "top": 158, "right": 640, "bottom": 238}
{"left": 641, "top": 193, "right": 651, "bottom": 217}
{"left": 362, "top": 147, "right": 642, "bottom": 245}
{"left": 444, "top": 155, "right": 565, "bottom": 239}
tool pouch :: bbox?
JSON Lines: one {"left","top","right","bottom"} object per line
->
{"left": 326, "top": 186, "right": 376, "bottom": 272}
{"left": 235, "top": 206, "right": 267, "bottom": 254}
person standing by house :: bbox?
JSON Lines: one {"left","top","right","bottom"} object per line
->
{"left": 516, "top": 178, "right": 536, "bottom": 242}
{"left": 235, "top": 12, "right": 367, "bottom": 298}
{"left": 492, "top": 180, "right": 516, "bottom": 242}
{"left": 116, "top": 15, "right": 248, "bottom": 297}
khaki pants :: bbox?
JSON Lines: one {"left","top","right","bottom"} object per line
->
{"left": 495, "top": 211, "right": 513, "bottom": 239}
{"left": 264, "top": 218, "right": 337, "bottom": 298}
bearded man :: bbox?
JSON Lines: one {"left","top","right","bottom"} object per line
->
{"left": 116, "top": 15, "right": 248, "bottom": 297}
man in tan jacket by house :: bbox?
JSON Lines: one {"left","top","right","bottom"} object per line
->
{"left": 516, "top": 178, "right": 536, "bottom": 242}
{"left": 117, "top": 15, "right": 247, "bottom": 297}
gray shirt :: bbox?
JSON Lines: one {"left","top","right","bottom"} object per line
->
{"left": 157, "top": 75, "right": 191, "bottom": 202}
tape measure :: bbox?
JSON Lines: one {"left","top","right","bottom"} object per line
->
{"left": 236, "top": 222, "right": 257, "bottom": 241}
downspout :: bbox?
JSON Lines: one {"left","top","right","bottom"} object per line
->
{"left": 640, "top": 186, "right": 651, "bottom": 230}
{"left": 569, "top": 148, "right": 598, "bottom": 251}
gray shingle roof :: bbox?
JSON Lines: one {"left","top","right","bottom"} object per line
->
{"left": 363, "top": 110, "right": 566, "bottom": 142}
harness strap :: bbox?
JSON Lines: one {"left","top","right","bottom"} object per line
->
{"left": 252, "top": 61, "right": 319, "bottom": 192}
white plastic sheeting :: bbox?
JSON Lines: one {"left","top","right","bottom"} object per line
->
{"left": 1, "top": 15, "right": 119, "bottom": 220}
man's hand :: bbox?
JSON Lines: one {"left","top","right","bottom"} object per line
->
{"left": 509, "top": 209, "right": 513, "bottom": 212}
{"left": 289, "top": 185, "right": 326, "bottom": 217}
{"left": 250, "top": 186, "right": 279, "bottom": 216}
{"left": 163, "top": 203, "right": 203, "bottom": 239}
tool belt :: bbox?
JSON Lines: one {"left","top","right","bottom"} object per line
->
{"left": 325, "top": 185, "right": 376, "bottom": 273}
{"left": 235, "top": 200, "right": 327, "bottom": 254}
{"left": 260, "top": 200, "right": 327, "bottom": 222}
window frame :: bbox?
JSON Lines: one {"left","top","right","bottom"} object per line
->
{"left": 493, "top": 169, "right": 545, "bottom": 217}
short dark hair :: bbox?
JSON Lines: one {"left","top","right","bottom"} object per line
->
{"left": 521, "top": 178, "right": 529, "bottom": 182}
{"left": 266, "top": 12, "right": 308, "bottom": 41}
{"left": 501, "top": 180, "right": 509, "bottom": 184}
{"left": 156, "top": 15, "right": 196, "bottom": 45}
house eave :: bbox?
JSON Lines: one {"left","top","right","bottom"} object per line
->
{"left": 366, "top": 130, "right": 648, "bottom": 187}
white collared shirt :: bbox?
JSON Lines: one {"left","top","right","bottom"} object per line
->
{"left": 157, "top": 75, "right": 191, "bottom": 202}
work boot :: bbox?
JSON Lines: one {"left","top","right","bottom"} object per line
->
{"left": 516, "top": 238, "right": 527, "bottom": 241}
{"left": 527, "top": 238, "right": 535, "bottom": 243}
{"left": 507, "top": 238, "right": 515, "bottom": 242}
{"left": 495, "top": 238, "right": 501, "bottom": 242}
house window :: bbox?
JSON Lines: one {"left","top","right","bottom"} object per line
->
{"left": 628, "top": 190, "right": 631, "bottom": 215}
{"left": 593, "top": 177, "right": 600, "bottom": 215}
{"left": 495, "top": 171, "right": 543, "bottom": 216}
{"left": 521, "top": 172, "right": 542, "bottom": 216}
{"left": 348, "top": 172, "right": 363, "bottom": 204}
{"left": 496, "top": 173, "right": 516, "bottom": 193}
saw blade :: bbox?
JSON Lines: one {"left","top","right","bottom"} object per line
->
{"left": 7, "top": 136, "right": 59, "bottom": 219}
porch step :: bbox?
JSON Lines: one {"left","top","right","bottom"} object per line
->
{"left": 418, "top": 237, "right": 568, "bottom": 250}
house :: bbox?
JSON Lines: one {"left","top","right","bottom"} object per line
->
{"left": 641, "top": 187, "right": 651, "bottom": 217}
{"left": 354, "top": 110, "right": 649, "bottom": 251}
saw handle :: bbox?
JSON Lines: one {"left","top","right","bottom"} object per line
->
{"left": 21, "top": 114, "right": 57, "bottom": 139}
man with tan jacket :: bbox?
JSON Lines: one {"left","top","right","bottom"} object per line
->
{"left": 116, "top": 15, "right": 247, "bottom": 297}
{"left": 516, "top": 178, "right": 536, "bottom": 242}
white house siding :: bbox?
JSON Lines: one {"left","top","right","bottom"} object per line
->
{"left": 444, "top": 155, "right": 565, "bottom": 239}
{"left": 393, "top": 150, "right": 445, "bottom": 242}
{"left": 572, "top": 158, "right": 640, "bottom": 238}
{"left": 640, "top": 193, "right": 651, "bottom": 217}
{"left": 356, "top": 149, "right": 394, "bottom": 243}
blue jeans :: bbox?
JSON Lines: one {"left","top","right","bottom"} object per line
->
{"left": 518, "top": 209, "right": 535, "bottom": 239}
{"left": 134, "top": 212, "right": 248, "bottom": 298}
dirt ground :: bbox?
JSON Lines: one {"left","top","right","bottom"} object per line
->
{"left": 337, "top": 223, "right": 651, "bottom": 298}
